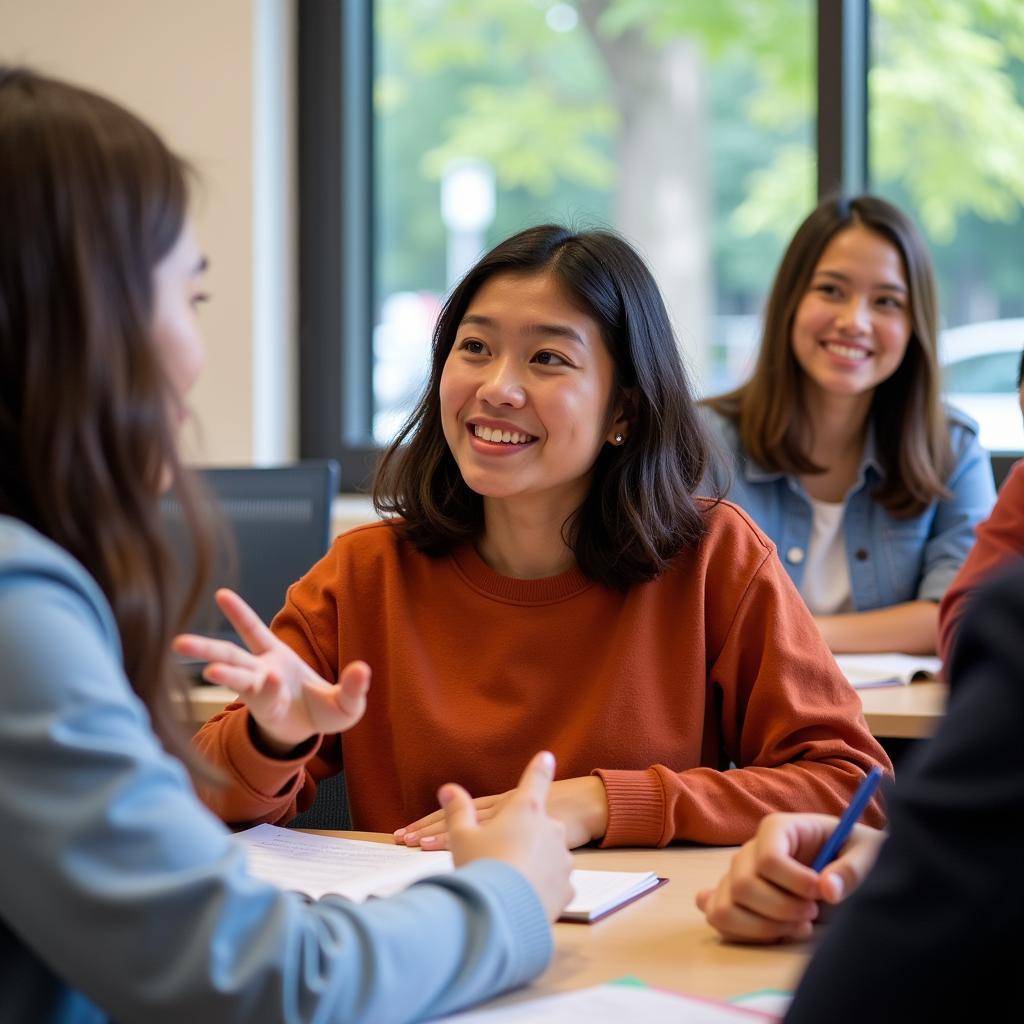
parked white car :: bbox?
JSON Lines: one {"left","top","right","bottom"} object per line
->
{"left": 940, "top": 318, "right": 1024, "bottom": 453}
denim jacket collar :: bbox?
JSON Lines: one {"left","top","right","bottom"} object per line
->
{"left": 743, "top": 422, "right": 884, "bottom": 490}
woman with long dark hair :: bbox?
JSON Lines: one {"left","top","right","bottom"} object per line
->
{"left": 0, "top": 66, "right": 573, "bottom": 1023}
{"left": 189, "top": 224, "right": 891, "bottom": 853}
{"left": 703, "top": 195, "right": 995, "bottom": 655}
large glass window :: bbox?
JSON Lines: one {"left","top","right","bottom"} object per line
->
{"left": 870, "top": 1, "right": 1024, "bottom": 450}
{"left": 372, "top": 1, "right": 815, "bottom": 444}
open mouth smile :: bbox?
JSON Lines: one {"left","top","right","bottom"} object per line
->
{"left": 821, "top": 340, "right": 871, "bottom": 362}
{"left": 470, "top": 424, "right": 538, "bottom": 446}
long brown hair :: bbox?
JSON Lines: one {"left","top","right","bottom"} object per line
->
{"left": 374, "top": 225, "right": 715, "bottom": 588}
{"left": 0, "top": 67, "right": 214, "bottom": 775}
{"left": 705, "top": 194, "right": 952, "bottom": 518}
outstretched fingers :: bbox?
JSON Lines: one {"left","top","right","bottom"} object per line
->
{"left": 334, "top": 660, "right": 371, "bottom": 723}
{"left": 173, "top": 632, "right": 260, "bottom": 669}
{"left": 214, "top": 588, "right": 278, "bottom": 654}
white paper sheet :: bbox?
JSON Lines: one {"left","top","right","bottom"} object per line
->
{"left": 235, "top": 823, "right": 453, "bottom": 901}
{"left": 235, "top": 825, "right": 662, "bottom": 919}
{"left": 835, "top": 652, "right": 942, "bottom": 689}
{"left": 436, "top": 983, "right": 778, "bottom": 1022}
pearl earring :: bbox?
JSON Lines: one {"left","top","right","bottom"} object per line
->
{"left": 614, "top": 433, "right": 625, "bottom": 445}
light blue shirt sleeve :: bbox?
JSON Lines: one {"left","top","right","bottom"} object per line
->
{"left": 0, "top": 524, "right": 551, "bottom": 1024}
{"left": 915, "top": 414, "right": 997, "bottom": 602}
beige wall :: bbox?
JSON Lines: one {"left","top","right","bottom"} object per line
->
{"left": 1, "top": 0, "right": 295, "bottom": 464}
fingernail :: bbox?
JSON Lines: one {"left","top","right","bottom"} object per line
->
{"left": 539, "top": 751, "right": 555, "bottom": 772}
{"left": 404, "top": 832, "right": 418, "bottom": 844}
{"left": 422, "top": 836, "right": 436, "bottom": 846}
{"left": 393, "top": 828, "right": 406, "bottom": 839}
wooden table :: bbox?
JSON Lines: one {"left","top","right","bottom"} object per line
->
{"left": 184, "top": 685, "right": 235, "bottom": 731}
{"left": 856, "top": 680, "right": 946, "bottom": 739}
{"left": 187, "top": 681, "right": 948, "bottom": 741}
{"left": 321, "top": 832, "right": 810, "bottom": 1006}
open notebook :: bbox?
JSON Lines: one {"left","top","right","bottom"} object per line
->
{"left": 835, "top": 653, "right": 942, "bottom": 689}
{"left": 235, "top": 824, "right": 665, "bottom": 924}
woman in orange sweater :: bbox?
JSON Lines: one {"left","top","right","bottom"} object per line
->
{"left": 184, "top": 225, "right": 891, "bottom": 849}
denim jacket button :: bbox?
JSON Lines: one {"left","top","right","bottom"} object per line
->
{"left": 855, "top": 548, "right": 870, "bottom": 561}
{"left": 785, "top": 546, "right": 805, "bottom": 565}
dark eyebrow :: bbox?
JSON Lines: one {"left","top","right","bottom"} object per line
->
{"left": 459, "top": 313, "right": 586, "bottom": 346}
{"left": 195, "top": 255, "right": 210, "bottom": 274}
{"left": 522, "top": 322, "right": 586, "bottom": 346}
{"left": 814, "top": 269, "right": 907, "bottom": 295}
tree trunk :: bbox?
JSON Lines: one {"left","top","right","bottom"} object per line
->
{"left": 578, "top": 1, "right": 712, "bottom": 387}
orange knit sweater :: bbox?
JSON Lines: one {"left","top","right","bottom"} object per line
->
{"left": 195, "top": 500, "right": 890, "bottom": 846}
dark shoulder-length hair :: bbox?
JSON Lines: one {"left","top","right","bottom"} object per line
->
{"left": 0, "top": 67, "right": 214, "bottom": 776}
{"left": 705, "top": 194, "right": 952, "bottom": 518}
{"left": 374, "top": 224, "right": 715, "bottom": 589}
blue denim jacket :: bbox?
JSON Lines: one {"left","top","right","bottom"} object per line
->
{"left": 700, "top": 407, "right": 996, "bottom": 610}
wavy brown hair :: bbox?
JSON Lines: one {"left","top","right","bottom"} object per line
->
{"left": 705, "top": 194, "right": 952, "bottom": 518}
{"left": 0, "top": 67, "right": 214, "bottom": 776}
{"left": 374, "top": 224, "right": 715, "bottom": 588}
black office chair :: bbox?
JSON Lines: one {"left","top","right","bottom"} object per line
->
{"left": 163, "top": 460, "right": 351, "bottom": 829}
{"left": 162, "top": 461, "right": 340, "bottom": 640}
{"left": 287, "top": 736, "right": 352, "bottom": 831}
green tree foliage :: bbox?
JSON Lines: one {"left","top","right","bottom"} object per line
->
{"left": 376, "top": 0, "right": 1024, "bottom": 323}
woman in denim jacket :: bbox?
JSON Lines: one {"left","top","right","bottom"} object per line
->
{"left": 703, "top": 195, "right": 995, "bottom": 655}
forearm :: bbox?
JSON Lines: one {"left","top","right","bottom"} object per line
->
{"left": 815, "top": 600, "right": 938, "bottom": 654}
{"left": 597, "top": 759, "right": 888, "bottom": 848}
{"left": 194, "top": 703, "right": 321, "bottom": 825}
{"left": 3, "top": 661, "right": 549, "bottom": 1022}
{"left": 15, "top": 789, "right": 551, "bottom": 1023}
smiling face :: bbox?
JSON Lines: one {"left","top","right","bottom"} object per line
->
{"left": 791, "top": 222, "right": 912, "bottom": 403}
{"left": 439, "top": 269, "right": 624, "bottom": 517}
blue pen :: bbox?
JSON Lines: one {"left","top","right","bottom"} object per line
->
{"left": 811, "top": 766, "right": 884, "bottom": 873}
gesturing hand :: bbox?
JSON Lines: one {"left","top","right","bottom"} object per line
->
{"left": 174, "top": 588, "right": 369, "bottom": 753}
{"left": 441, "top": 751, "right": 575, "bottom": 922}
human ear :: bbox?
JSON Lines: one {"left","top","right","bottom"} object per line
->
{"left": 606, "top": 387, "right": 638, "bottom": 446}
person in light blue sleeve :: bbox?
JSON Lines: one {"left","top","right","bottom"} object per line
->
{"left": 0, "top": 66, "right": 573, "bottom": 1024}
{"left": 701, "top": 195, "right": 995, "bottom": 656}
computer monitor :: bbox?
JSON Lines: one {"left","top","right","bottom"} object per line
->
{"left": 991, "top": 452, "right": 1021, "bottom": 491}
{"left": 162, "top": 461, "right": 340, "bottom": 647}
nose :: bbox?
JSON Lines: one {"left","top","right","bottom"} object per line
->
{"left": 835, "top": 295, "right": 871, "bottom": 334}
{"left": 477, "top": 357, "right": 526, "bottom": 408}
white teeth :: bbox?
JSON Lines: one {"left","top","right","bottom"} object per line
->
{"left": 473, "top": 425, "right": 532, "bottom": 445}
{"left": 825, "top": 342, "right": 869, "bottom": 361}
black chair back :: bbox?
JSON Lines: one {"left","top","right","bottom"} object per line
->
{"left": 163, "top": 460, "right": 340, "bottom": 644}
{"left": 991, "top": 452, "right": 1020, "bottom": 491}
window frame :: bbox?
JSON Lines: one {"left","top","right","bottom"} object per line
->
{"left": 297, "top": 0, "right": 870, "bottom": 490}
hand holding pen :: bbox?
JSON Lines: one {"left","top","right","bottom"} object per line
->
{"left": 811, "top": 767, "right": 884, "bottom": 873}
{"left": 697, "top": 768, "right": 888, "bottom": 944}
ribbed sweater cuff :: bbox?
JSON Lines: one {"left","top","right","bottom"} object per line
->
{"left": 219, "top": 704, "right": 323, "bottom": 799}
{"left": 592, "top": 767, "right": 666, "bottom": 847}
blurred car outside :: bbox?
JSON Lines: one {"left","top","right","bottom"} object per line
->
{"left": 940, "top": 317, "right": 1024, "bottom": 454}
